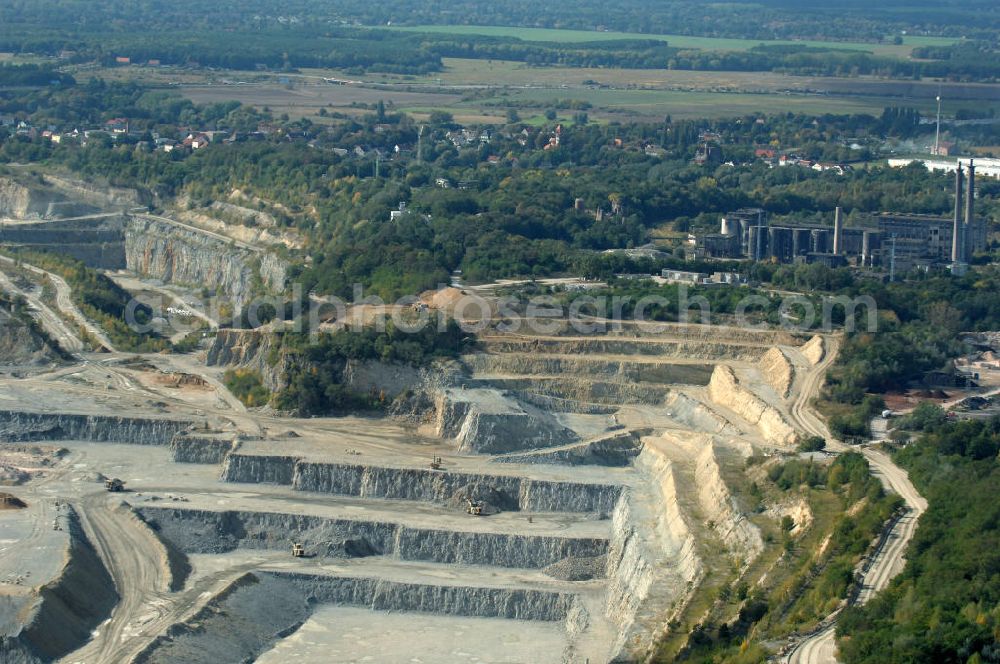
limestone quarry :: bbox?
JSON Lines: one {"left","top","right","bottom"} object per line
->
{"left": 0, "top": 173, "right": 837, "bottom": 663}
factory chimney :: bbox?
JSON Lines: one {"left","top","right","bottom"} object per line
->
{"left": 951, "top": 164, "right": 964, "bottom": 264}
{"left": 832, "top": 207, "right": 843, "bottom": 254}
{"left": 964, "top": 160, "right": 975, "bottom": 261}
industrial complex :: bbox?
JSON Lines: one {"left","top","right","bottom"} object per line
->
{"left": 691, "top": 161, "right": 988, "bottom": 275}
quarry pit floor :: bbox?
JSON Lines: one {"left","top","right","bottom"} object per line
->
{"left": 0, "top": 374, "right": 633, "bottom": 663}
{"left": 0, "top": 296, "right": 823, "bottom": 663}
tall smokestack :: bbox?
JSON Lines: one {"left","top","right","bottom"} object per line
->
{"left": 833, "top": 206, "right": 843, "bottom": 254}
{"left": 965, "top": 160, "right": 975, "bottom": 262}
{"left": 952, "top": 164, "right": 964, "bottom": 263}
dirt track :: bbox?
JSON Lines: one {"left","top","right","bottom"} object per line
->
{"left": 785, "top": 337, "right": 928, "bottom": 664}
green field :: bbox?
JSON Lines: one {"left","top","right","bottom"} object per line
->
{"left": 386, "top": 25, "right": 959, "bottom": 58}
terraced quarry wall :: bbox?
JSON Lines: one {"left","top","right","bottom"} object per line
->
{"left": 479, "top": 335, "right": 770, "bottom": 362}
{"left": 485, "top": 321, "right": 802, "bottom": 346}
{"left": 0, "top": 177, "right": 289, "bottom": 305}
{"left": 136, "top": 506, "right": 608, "bottom": 568}
{"left": 0, "top": 217, "right": 127, "bottom": 269}
{"left": 169, "top": 432, "right": 236, "bottom": 464}
{"left": 707, "top": 367, "right": 798, "bottom": 446}
{"left": 0, "top": 176, "right": 99, "bottom": 220}
{"left": 0, "top": 410, "right": 191, "bottom": 445}
{"left": 606, "top": 444, "right": 702, "bottom": 659}
{"left": 132, "top": 571, "right": 577, "bottom": 664}
{"left": 124, "top": 216, "right": 287, "bottom": 307}
{"left": 221, "top": 454, "right": 623, "bottom": 514}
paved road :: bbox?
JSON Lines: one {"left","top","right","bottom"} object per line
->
{"left": 786, "top": 336, "right": 927, "bottom": 664}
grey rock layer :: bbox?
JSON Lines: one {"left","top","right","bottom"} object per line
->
{"left": 220, "top": 454, "right": 622, "bottom": 514}
{"left": 136, "top": 506, "right": 609, "bottom": 568}
{"left": 133, "top": 570, "right": 575, "bottom": 664}
{"left": 0, "top": 410, "right": 190, "bottom": 445}
{"left": 124, "top": 216, "right": 286, "bottom": 308}
{"left": 169, "top": 433, "right": 235, "bottom": 464}
{"left": 0, "top": 508, "right": 118, "bottom": 663}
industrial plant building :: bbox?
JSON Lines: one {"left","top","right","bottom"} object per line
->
{"left": 691, "top": 162, "right": 987, "bottom": 274}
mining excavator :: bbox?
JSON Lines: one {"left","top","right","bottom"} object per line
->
{"left": 104, "top": 478, "right": 125, "bottom": 492}
{"left": 466, "top": 497, "right": 484, "bottom": 516}
{"left": 430, "top": 456, "right": 443, "bottom": 470}
{"left": 291, "top": 542, "right": 305, "bottom": 557}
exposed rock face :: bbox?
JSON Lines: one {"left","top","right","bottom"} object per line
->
{"left": 605, "top": 446, "right": 702, "bottom": 661}
{"left": 707, "top": 366, "right": 799, "bottom": 446}
{"left": 133, "top": 571, "right": 575, "bottom": 664}
{"left": 276, "top": 571, "right": 576, "bottom": 620}
{"left": 472, "top": 376, "right": 670, "bottom": 406}
{"left": 131, "top": 573, "right": 312, "bottom": 664}
{"left": 760, "top": 347, "right": 794, "bottom": 398}
{"left": 462, "top": 354, "right": 713, "bottom": 386}
{"left": 0, "top": 507, "right": 118, "bottom": 663}
{"left": 0, "top": 176, "right": 98, "bottom": 220}
{"left": 510, "top": 391, "right": 618, "bottom": 415}
{"left": 485, "top": 320, "right": 801, "bottom": 346}
{"left": 0, "top": 310, "right": 63, "bottom": 367}
{"left": 341, "top": 359, "right": 424, "bottom": 399}
{"left": 436, "top": 388, "right": 577, "bottom": 454}
{"left": 207, "top": 329, "right": 439, "bottom": 398}
{"left": 220, "top": 454, "right": 298, "bottom": 485}
{"left": 0, "top": 217, "right": 127, "bottom": 269}
{"left": 169, "top": 432, "right": 236, "bottom": 464}
{"left": 123, "top": 216, "right": 287, "bottom": 308}
{"left": 494, "top": 431, "right": 643, "bottom": 467}
{"left": 0, "top": 410, "right": 191, "bottom": 445}
{"left": 205, "top": 329, "right": 287, "bottom": 391}
{"left": 220, "top": 454, "right": 622, "bottom": 514}
{"left": 480, "top": 336, "right": 770, "bottom": 362}
{"left": 662, "top": 392, "right": 737, "bottom": 435}
{"left": 692, "top": 442, "right": 763, "bottom": 561}
{"left": 136, "top": 506, "right": 608, "bottom": 568}
{"left": 801, "top": 335, "right": 825, "bottom": 365}
{"left": 173, "top": 202, "right": 303, "bottom": 250}
{"left": 41, "top": 173, "right": 147, "bottom": 210}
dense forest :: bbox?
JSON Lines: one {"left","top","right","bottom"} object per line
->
{"left": 837, "top": 417, "right": 1000, "bottom": 663}
{"left": 1, "top": 1, "right": 999, "bottom": 78}
{"left": 1, "top": 0, "right": 997, "bottom": 42}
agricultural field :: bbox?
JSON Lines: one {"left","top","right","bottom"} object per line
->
{"left": 169, "top": 57, "right": 999, "bottom": 123}
{"left": 387, "top": 24, "right": 959, "bottom": 58}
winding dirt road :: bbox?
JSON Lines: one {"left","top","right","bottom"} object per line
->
{"left": 0, "top": 256, "right": 85, "bottom": 354}
{"left": 785, "top": 337, "right": 927, "bottom": 664}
